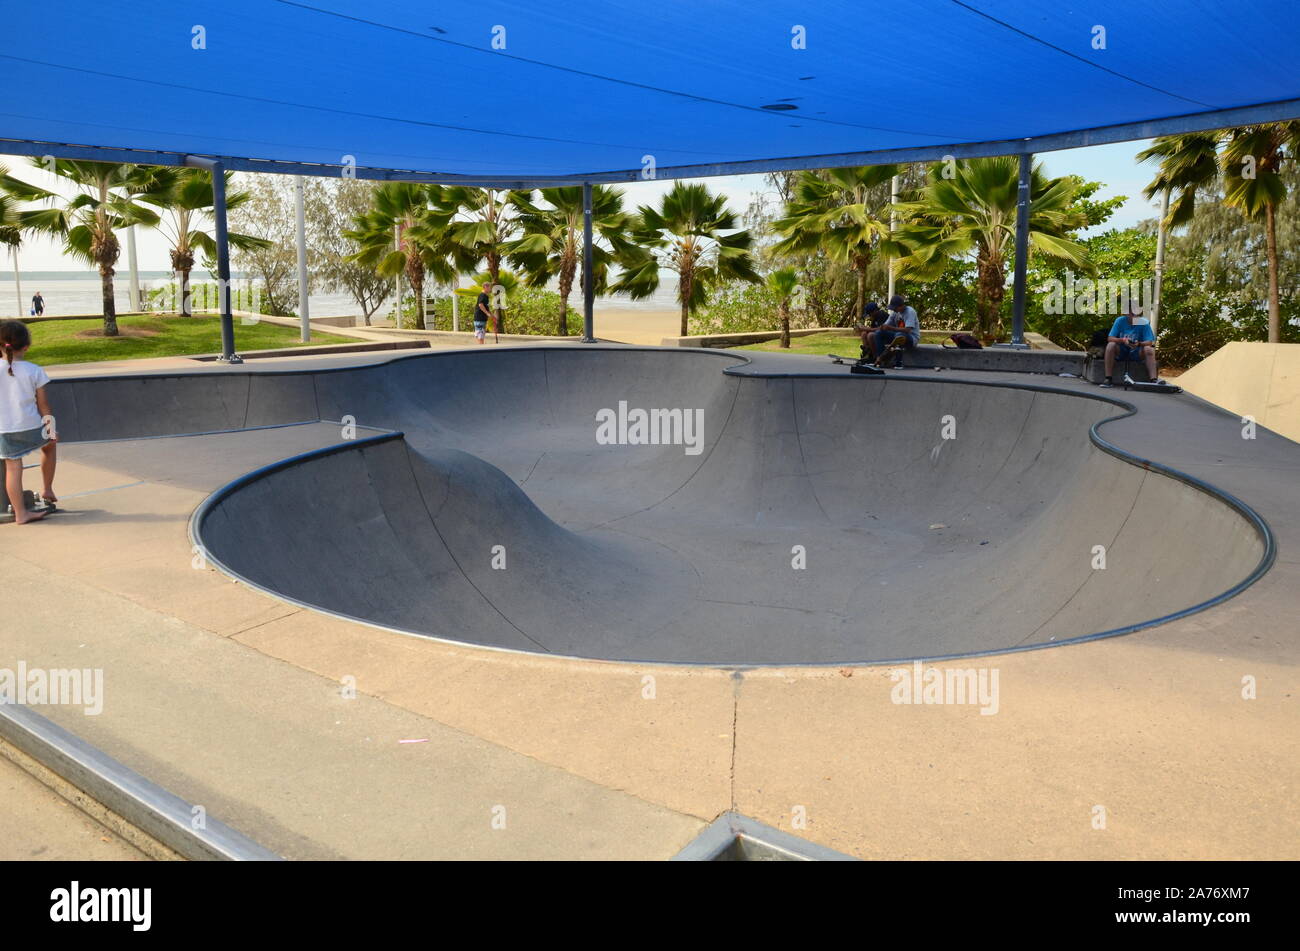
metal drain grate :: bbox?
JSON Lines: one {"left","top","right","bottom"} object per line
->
{"left": 671, "top": 812, "right": 858, "bottom": 861}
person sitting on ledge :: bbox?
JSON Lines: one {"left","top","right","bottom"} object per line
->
{"left": 866, "top": 295, "right": 919, "bottom": 367}
{"left": 1102, "top": 304, "right": 1164, "bottom": 387}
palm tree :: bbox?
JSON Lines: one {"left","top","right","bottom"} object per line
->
{"left": 433, "top": 187, "right": 531, "bottom": 332}
{"left": 631, "top": 182, "right": 762, "bottom": 336}
{"left": 134, "top": 167, "right": 269, "bottom": 317}
{"left": 13, "top": 160, "right": 159, "bottom": 336}
{"left": 1141, "top": 125, "right": 1300, "bottom": 343}
{"left": 770, "top": 165, "right": 902, "bottom": 324}
{"left": 345, "top": 183, "right": 454, "bottom": 329}
{"left": 509, "top": 185, "right": 652, "bottom": 335}
{"left": 767, "top": 267, "right": 801, "bottom": 348}
{"left": 892, "top": 157, "right": 1090, "bottom": 341}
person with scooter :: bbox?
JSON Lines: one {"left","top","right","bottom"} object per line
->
{"left": 1101, "top": 304, "right": 1165, "bottom": 388}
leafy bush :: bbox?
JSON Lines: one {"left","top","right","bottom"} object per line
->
{"left": 142, "top": 281, "right": 270, "bottom": 315}
{"left": 690, "top": 283, "right": 782, "bottom": 335}
{"left": 422, "top": 286, "right": 581, "bottom": 336}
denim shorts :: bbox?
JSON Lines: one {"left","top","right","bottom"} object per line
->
{"left": 0, "top": 426, "right": 49, "bottom": 460}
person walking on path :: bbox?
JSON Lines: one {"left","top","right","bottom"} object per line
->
{"left": 0, "top": 320, "right": 58, "bottom": 524}
{"left": 30, "top": 291, "right": 44, "bottom": 316}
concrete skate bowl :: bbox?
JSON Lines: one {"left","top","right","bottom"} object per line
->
{"left": 169, "top": 348, "right": 1269, "bottom": 666}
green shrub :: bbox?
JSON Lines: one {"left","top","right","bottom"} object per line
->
{"left": 689, "top": 283, "right": 783, "bottom": 335}
{"left": 421, "top": 286, "right": 581, "bottom": 336}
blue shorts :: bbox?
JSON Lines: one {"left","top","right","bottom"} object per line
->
{"left": 0, "top": 426, "right": 49, "bottom": 460}
{"left": 1115, "top": 343, "right": 1150, "bottom": 361}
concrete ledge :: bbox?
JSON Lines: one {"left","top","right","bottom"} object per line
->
{"left": 1081, "top": 350, "right": 1154, "bottom": 383}
{"left": 663, "top": 328, "right": 847, "bottom": 348}
{"left": 192, "top": 340, "right": 430, "bottom": 361}
{"left": 363, "top": 326, "right": 594, "bottom": 344}
{"left": 895, "top": 344, "right": 1086, "bottom": 375}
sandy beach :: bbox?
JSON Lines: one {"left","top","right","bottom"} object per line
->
{"left": 589, "top": 307, "right": 683, "bottom": 345}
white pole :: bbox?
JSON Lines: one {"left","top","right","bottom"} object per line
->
{"left": 451, "top": 274, "right": 460, "bottom": 332}
{"left": 295, "top": 178, "right": 310, "bottom": 341}
{"left": 13, "top": 247, "right": 23, "bottom": 318}
{"left": 887, "top": 174, "right": 899, "bottom": 302}
{"left": 127, "top": 225, "right": 141, "bottom": 311}
{"left": 1152, "top": 189, "right": 1169, "bottom": 336}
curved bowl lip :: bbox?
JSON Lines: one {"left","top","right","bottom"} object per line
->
{"left": 185, "top": 346, "right": 1277, "bottom": 670}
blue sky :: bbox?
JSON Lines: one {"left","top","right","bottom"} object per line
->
{"left": 9, "top": 139, "right": 1162, "bottom": 270}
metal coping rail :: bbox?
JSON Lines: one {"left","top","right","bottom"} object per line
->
{"left": 0, "top": 702, "right": 282, "bottom": 861}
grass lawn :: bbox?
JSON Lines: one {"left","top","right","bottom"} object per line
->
{"left": 732, "top": 330, "right": 952, "bottom": 356}
{"left": 25, "top": 314, "right": 355, "bottom": 366}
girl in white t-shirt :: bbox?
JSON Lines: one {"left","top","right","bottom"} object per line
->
{"left": 0, "top": 320, "right": 58, "bottom": 524}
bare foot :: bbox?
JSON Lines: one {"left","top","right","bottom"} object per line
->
{"left": 42, "top": 492, "right": 57, "bottom": 503}
{"left": 14, "top": 509, "right": 48, "bottom": 525}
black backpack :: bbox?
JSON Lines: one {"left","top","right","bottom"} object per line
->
{"left": 943, "top": 333, "right": 982, "bottom": 350}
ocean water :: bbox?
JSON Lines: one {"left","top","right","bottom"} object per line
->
{"left": 0, "top": 270, "right": 680, "bottom": 319}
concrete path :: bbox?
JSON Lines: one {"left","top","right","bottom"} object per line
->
{"left": 0, "top": 750, "right": 146, "bottom": 861}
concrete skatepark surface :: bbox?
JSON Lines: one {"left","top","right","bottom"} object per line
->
{"left": 9, "top": 344, "right": 1294, "bottom": 860}
{"left": 49, "top": 348, "right": 1269, "bottom": 665}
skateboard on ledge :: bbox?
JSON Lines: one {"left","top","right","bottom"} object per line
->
{"left": 827, "top": 354, "right": 885, "bottom": 374}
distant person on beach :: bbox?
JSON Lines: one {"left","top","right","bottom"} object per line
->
{"left": 866, "top": 295, "right": 920, "bottom": 367}
{"left": 1101, "top": 304, "right": 1163, "bottom": 387}
{"left": 31, "top": 292, "right": 44, "bottom": 317}
{"left": 0, "top": 320, "right": 58, "bottom": 524}
{"left": 473, "top": 281, "right": 493, "bottom": 345}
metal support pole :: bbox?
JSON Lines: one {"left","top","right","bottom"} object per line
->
{"left": 127, "top": 226, "right": 141, "bottom": 312}
{"left": 184, "top": 156, "right": 239, "bottom": 362}
{"left": 1152, "top": 189, "right": 1169, "bottom": 335}
{"left": 581, "top": 182, "right": 596, "bottom": 343}
{"left": 887, "top": 174, "right": 899, "bottom": 302}
{"left": 1008, "top": 151, "right": 1032, "bottom": 348}
{"left": 295, "top": 178, "right": 310, "bottom": 342}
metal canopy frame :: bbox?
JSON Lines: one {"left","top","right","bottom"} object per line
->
{"left": 5, "top": 96, "right": 1300, "bottom": 188}
{"left": 8, "top": 96, "right": 1300, "bottom": 354}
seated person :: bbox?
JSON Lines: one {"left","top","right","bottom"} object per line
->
{"left": 1102, "top": 305, "right": 1163, "bottom": 387}
{"left": 867, "top": 295, "right": 919, "bottom": 366}
{"left": 854, "top": 301, "right": 884, "bottom": 353}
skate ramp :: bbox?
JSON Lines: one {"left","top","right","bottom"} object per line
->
{"left": 188, "top": 348, "right": 1266, "bottom": 665}
{"left": 1176, "top": 342, "right": 1300, "bottom": 445}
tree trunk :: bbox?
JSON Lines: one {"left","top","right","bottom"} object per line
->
{"left": 487, "top": 252, "right": 502, "bottom": 335}
{"left": 409, "top": 273, "right": 424, "bottom": 331}
{"left": 779, "top": 301, "right": 790, "bottom": 348}
{"left": 557, "top": 256, "right": 575, "bottom": 336}
{"left": 101, "top": 264, "right": 118, "bottom": 337}
{"left": 180, "top": 268, "right": 192, "bottom": 316}
{"left": 976, "top": 253, "right": 1005, "bottom": 342}
{"left": 679, "top": 266, "right": 692, "bottom": 337}
{"left": 1265, "top": 202, "right": 1280, "bottom": 344}
{"left": 853, "top": 261, "right": 866, "bottom": 327}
